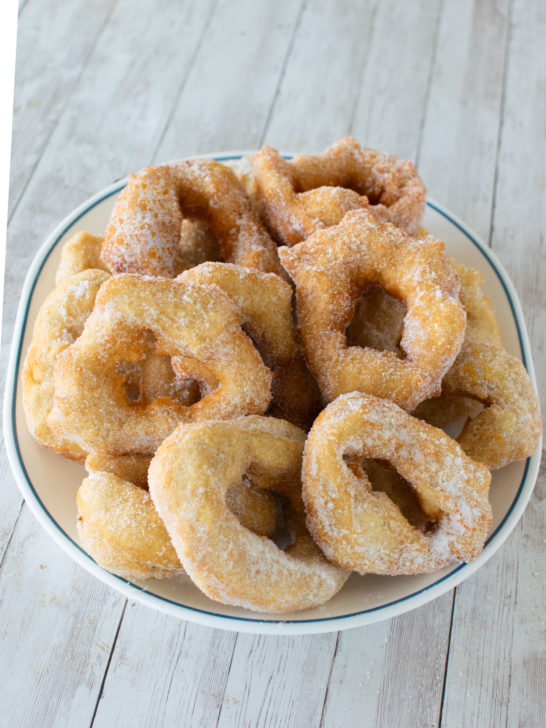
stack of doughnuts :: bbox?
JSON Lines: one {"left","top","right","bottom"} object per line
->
{"left": 22, "top": 137, "right": 541, "bottom": 613}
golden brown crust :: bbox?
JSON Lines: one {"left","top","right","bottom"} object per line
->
{"left": 55, "top": 231, "right": 109, "bottom": 286}
{"left": 101, "top": 160, "right": 284, "bottom": 278}
{"left": 178, "top": 262, "right": 321, "bottom": 429}
{"left": 303, "top": 393, "right": 492, "bottom": 575}
{"left": 280, "top": 210, "right": 466, "bottom": 411}
{"left": 22, "top": 269, "right": 110, "bottom": 460}
{"left": 48, "top": 275, "right": 272, "bottom": 455}
{"left": 253, "top": 137, "right": 426, "bottom": 245}
{"left": 415, "top": 262, "right": 541, "bottom": 467}
{"left": 77, "top": 471, "right": 184, "bottom": 581}
{"left": 149, "top": 416, "right": 348, "bottom": 613}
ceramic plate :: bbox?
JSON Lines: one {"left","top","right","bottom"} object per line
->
{"left": 4, "top": 152, "right": 542, "bottom": 634}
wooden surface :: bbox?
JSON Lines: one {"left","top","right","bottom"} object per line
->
{"left": 2, "top": 0, "right": 544, "bottom": 725}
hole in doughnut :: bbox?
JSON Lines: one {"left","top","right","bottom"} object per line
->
{"left": 179, "top": 217, "right": 223, "bottom": 266}
{"left": 116, "top": 360, "right": 143, "bottom": 402}
{"left": 271, "top": 493, "right": 298, "bottom": 550}
{"left": 345, "top": 284, "right": 407, "bottom": 355}
{"left": 443, "top": 399, "right": 485, "bottom": 440}
{"left": 114, "top": 326, "right": 217, "bottom": 408}
{"left": 225, "top": 476, "right": 298, "bottom": 550}
{"left": 344, "top": 456, "right": 439, "bottom": 534}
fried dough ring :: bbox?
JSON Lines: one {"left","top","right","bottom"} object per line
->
{"left": 149, "top": 416, "right": 349, "bottom": 613}
{"left": 414, "top": 263, "right": 541, "bottom": 467}
{"left": 22, "top": 269, "right": 110, "bottom": 460}
{"left": 280, "top": 210, "right": 466, "bottom": 411}
{"left": 55, "top": 231, "right": 109, "bottom": 286}
{"left": 49, "top": 275, "right": 272, "bottom": 455}
{"left": 253, "top": 137, "right": 426, "bottom": 245}
{"left": 439, "top": 341, "right": 541, "bottom": 469}
{"left": 78, "top": 453, "right": 277, "bottom": 580}
{"left": 178, "top": 262, "right": 321, "bottom": 428}
{"left": 303, "top": 393, "right": 492, "bottom": 575}
{"left": 101, "top": 159, "right": 283, "bottom": 278}
{"left": 78, "top": 471, "right": 184, "bottom": 581}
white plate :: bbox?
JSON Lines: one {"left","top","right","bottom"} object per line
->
{"left": 3, "top": 152, "right": 542, "bottom": 635}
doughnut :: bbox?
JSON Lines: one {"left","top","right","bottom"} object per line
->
{"left": 48, "top": 274, "right": 272, "bottom": 455}
{"left": 77, "top": 470, "right": 184, "bottom": 581}
{"left": 438, "top": 340, "right": 541, "bottom": 469}
{"left": 253, "top": 137, "right": 426, "bottom": 245}
{"left": 101, "top": 159, "right": 284, "bottom": 278}
{"left": 148, "top": 416, "right": 349, "bottom": 613}
{"left": 55, "top": 231, "right": 109, "bottom": 286}
{"left": 178, "top": 262, "right": 298, "bottom": 363}
{"left": 280, "top": 210, "right": 466, "bottom": 411}
{"left": 178, "top": 262, "right": 321, "bottom": 429}
{"left": 303, "top": 393, "right": 492, "bottom": 575}
{"left": 346, "top": 458, "right": 433, "bottom": 533}
{"left": 22, "top": 269, "right": 110, "bottom": 460}
{"left": 414, "top": 263, "right": 541, "bottom": 467}
{"left": 78, "top": 451, "right": 277, "bottom": 580}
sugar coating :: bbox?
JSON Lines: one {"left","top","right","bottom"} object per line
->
{"left": 22, "top": 269, "right": 110, "bottom": 459}
{"left": 148, "top": 416, "right": 349, "bottom": 613}
{"left": 302, "top": 393, "right": 492, "bottom": 575}
{"left": 280, "top": 210, "right": 466, "bottom": 411}
{"left": 48, "top": 275, "right": 273, "bottom": 455}
{"left": 101, "top": 159, "right": 284, "bottom": 278}
{"left": 253, "top": 137, "right": 426, "bottom": 246}
{"left": 414, "top": 261, "right": 541, "bottom": 468}
{"left": 78, "top": 450, "right": 279, "bottom": 581}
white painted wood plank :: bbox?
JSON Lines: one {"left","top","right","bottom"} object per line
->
{"left": 154, "top": 0, "right": 305, "bottom": 161}
{"left": 9, "top": 0, "right": 114, "bottom": 219}
{"left": 350, "top": 0, "right": 442, "bottom": 161}
{"left": 319, "top": 594, "right": 453, "bottom": 728}
{"left": 0, "top": 507, "right": 125, "bottom": 728}
{"left": 216, "top": 633, "right": 337, "bottom": 728}
{"left": 263, "top": 0, "right": 377, "bottom": 152}
{"left": 418, "top": 0, "right": 510, "bottom": 242}
{"left": 0, "top": 427, "right": 24, "bottom": 560}
{"left": 92, "top": 604, "right": 237, "bottom": 728}
{"left": 319, "top": 623, "right": 391, "bottom": 727}
{"left": 440, "top": 474, "right": 545, "bottom": 728}
{"left": 375, "top": 593, "right": 453, "bottom": 727}
{"left": 441, "top": 0, "right": 546, "bottom": 723}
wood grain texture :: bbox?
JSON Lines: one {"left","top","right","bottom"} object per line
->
{"left": 154, "top": 0, "right": 305, "bottom": 161}
{"left": 0, "top": 507, "right": 125, "bottom": 728}
{"left": 263, "top": 0, "right": 377, "bottom": 151}
{"left": 92, "top": 604, "right": 238, "bottom": 728}
{"left": 418, "top": 0, "right": 510, "bottom": 241}
{"left": 216, "top": 634, "right": 337, "bottom": 728}
{"left": 9, "top": 0, "right": 114, "bottom": 219}
{"left": 349, "top": 0, "right": 442, "bottom": 160}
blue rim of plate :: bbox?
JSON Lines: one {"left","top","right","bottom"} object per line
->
{"left": 4, "top": 152, "right": 540, "bottom": 630}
